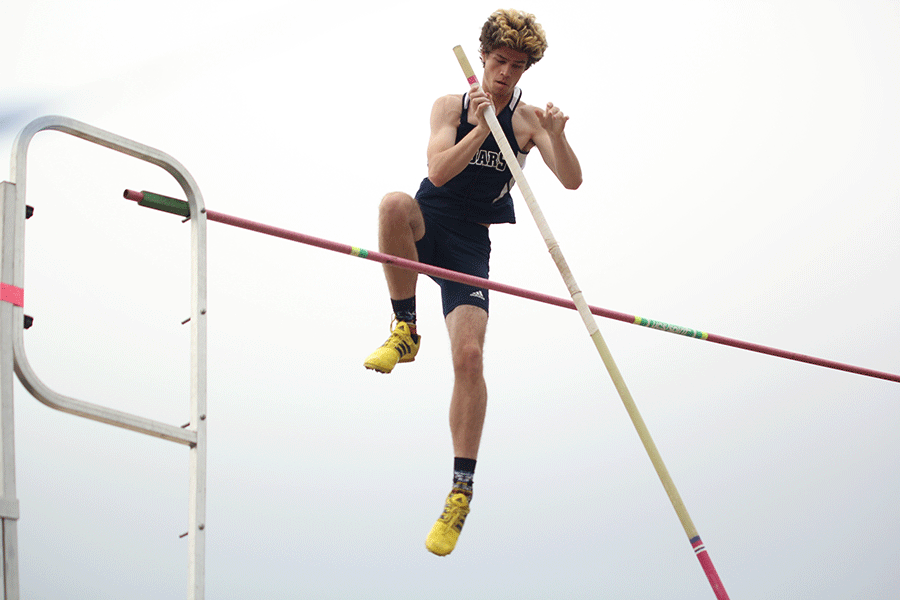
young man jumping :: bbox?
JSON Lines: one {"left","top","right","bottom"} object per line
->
{"left": 364, "top": 8, "right": 582, "bottom": 556}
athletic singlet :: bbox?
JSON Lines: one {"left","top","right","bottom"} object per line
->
{"left": 415, "top": 87, "right": 528, "bottom": 224}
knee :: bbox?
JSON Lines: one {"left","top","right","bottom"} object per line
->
{"left": 452, "top": 342, "right": 484, "bottom": 378}
{"left": 379, "top": 191, "right": 415, "bottom": 222}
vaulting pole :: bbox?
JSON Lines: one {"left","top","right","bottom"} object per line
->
{"left": 453, "top": 46, "right": 731, "bottom": 599}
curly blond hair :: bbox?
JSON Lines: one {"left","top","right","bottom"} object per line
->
{"left": 479, "top": 9, "right": 547, "bottom": 69}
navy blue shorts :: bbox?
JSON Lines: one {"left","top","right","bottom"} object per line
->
{"left": 415, "top": 203, "right": 491, "bottom": 317}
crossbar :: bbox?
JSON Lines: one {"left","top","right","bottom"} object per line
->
{"left": 123, "top": 189, "right": 900, "bottom": 385}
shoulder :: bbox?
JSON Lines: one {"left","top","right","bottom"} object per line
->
{"left": 432, "top": 93, "right": 463, "bottom": 113}
{"left": 432, "top": 94, "right": 462, "bottom": 115}
{"left": 512, "top": 99, "right": 542, "bottom": 150}
{"left": 514, "top": 99, "right": 540, "bottom": 126}
{"left": 429, "top": 94, "right": 464, "bottom": 128}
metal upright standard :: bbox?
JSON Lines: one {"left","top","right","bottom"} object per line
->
{"left": 0, "top": 116, "right": 208, "bottom": 600}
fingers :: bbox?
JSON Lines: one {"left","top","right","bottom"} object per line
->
{"left": 536, "top": 102, "right": 570, "bottom": 133}
{"left": 467, "top": 84, "right": 493, "bottom": 127}
{"left": 469, "top": 84, "right": 492, "bottom": 111}
{"left": 544, "top": 102, "right": 567, "bottom": 121}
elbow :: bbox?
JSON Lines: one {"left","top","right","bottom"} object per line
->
{"left": 427, "top": 166, "right": 450, "bottom": 188}
{"left": 552, "top": 164, "right": 582, "bottom": 190}
{"left": 428, "top": 175, "right": 449, "bottom": 188}
{"left": 564, "top": 176, "right": 583, "bottom": 191}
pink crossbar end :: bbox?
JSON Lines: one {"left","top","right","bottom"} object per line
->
{"left": 0, "top": 283, "right": 23, "bottom": 307}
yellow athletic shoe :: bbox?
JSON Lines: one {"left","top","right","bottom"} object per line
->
{"left": 425, "top": 491, "right": 471, "bottom": 556}
{"left": 363, "top": 321, "right": 420, "bottom": 373}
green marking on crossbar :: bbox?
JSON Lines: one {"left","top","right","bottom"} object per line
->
{"left": 634, "top": 316, "right": 708, "bottom": 340}
{"left": 350, "top": 246, "right": 369, "bottom": 258}
{"left": 138, "top": 191, "right": 191, "bottom": 218}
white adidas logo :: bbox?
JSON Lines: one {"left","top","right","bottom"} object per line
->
{"left": 469, "top": 290, "right": 485, "bottom": 301}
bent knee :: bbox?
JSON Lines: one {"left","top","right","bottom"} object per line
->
{"left": 379, "top": 191, "right": 424, "bottom": 237}
{"left": 379, "top": 191, "right": 416, "bottom": 217}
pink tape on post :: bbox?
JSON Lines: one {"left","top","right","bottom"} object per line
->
{"left": 1, "top": 283, "right": 24, "bottom": 307}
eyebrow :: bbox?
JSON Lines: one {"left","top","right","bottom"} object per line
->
{"left": 496, "top": 55, "right": 527, "bottom": 66}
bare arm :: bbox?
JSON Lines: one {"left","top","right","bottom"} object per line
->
{"left": 426, "top": 88, "right": 494, "bottom": 187}
{"left": 531, "top": 102, "right": 583, "bottom": 190}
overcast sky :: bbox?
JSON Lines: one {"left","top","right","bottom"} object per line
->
{"left": 2, "top": 1, "right": 898, "bottom": 599}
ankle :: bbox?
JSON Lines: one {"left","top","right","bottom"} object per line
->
{"left": 453, "top": 457, "right": 476, "bottom": 498}
{"left": 391, "top": 296, "right": 417, "bottom": 325}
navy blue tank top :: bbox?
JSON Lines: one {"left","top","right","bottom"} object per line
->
{"left": 416, "top": 87, "right": 528, "bottom": 224}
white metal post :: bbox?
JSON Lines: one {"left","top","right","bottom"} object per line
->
{"left": 3, "top": 116, "right": 208, "bottom": 600}
{"left": 0, "top": 181, "right": 21, "bottom": 600}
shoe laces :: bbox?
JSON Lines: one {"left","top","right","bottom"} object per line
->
{"left": 439, "top": 493, "right": 470, "bottom": 530}
{"left": 382, "top": 329, "right": 406, "bottom": 348}
{"left": 383, "top": 317, "right": 414, "bottom": 347}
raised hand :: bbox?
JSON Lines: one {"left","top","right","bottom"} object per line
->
{"left": 534, "top": 102, "right": 570, "bottom": 137}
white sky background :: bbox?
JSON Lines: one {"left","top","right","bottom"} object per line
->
{"left": 1, "top": 1, "right": 898, "bottom": 599}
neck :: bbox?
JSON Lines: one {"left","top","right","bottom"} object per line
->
{"left": 489, "top": 88, "right": 513, "bottom": 113}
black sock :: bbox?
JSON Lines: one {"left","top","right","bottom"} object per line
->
{"left": 453, "top": 457, "right": 476, "bottom": 497}
{"left": 391, "top": 296, "right": 416, "bottom": 325}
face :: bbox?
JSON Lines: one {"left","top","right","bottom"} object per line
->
{"left": 481, "top": 47, "right": 529, "bottom": 97}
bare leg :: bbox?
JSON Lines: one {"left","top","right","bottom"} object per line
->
{"left": 378, "top": 191, "right": 425, "bottom": 300}
{"left": 445, "top": 305, "right": 489, "bottom": 459}
{"left": 363, "top": 192, "right": 426, "bottom": 374}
